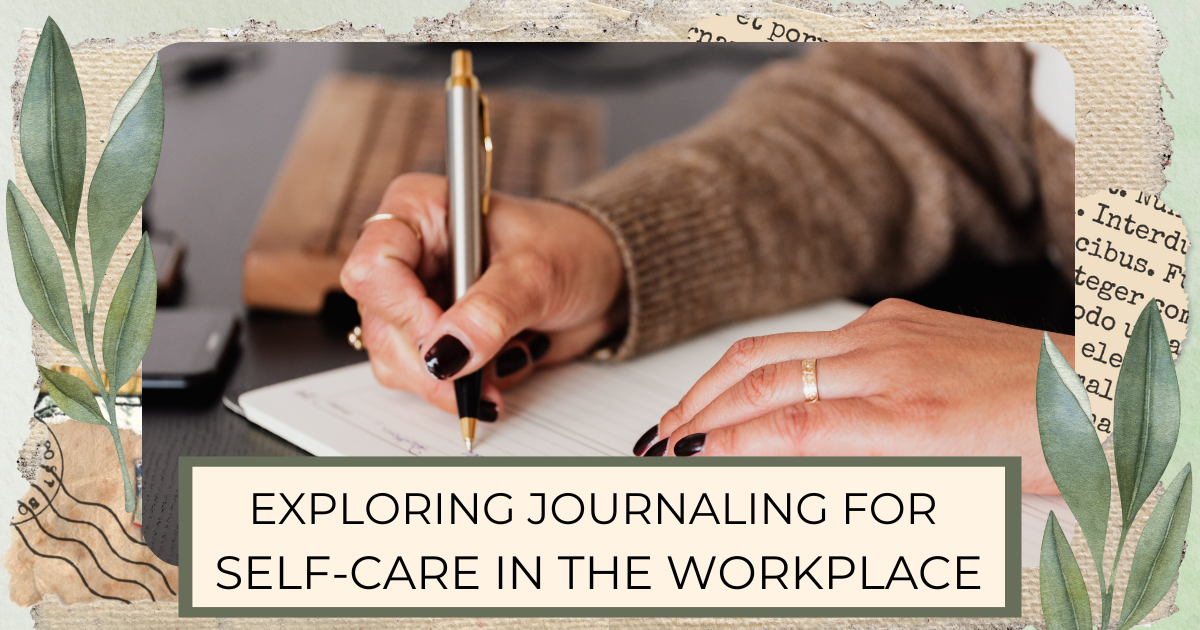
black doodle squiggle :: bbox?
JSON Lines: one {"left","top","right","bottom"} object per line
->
{"left": 31, "top": 484, "right": 176, "bottom": 596}
{"left": 17, "top": 500, "right": 155, "bottom": 601}
{"left": 11, "top": 523, "right": 131, "bottom": 604}
{"left": 41, "top": 465, "right": 146, "bottom": 547}
{"left": 11, "top": 419, "right": 65, "bottom": 526}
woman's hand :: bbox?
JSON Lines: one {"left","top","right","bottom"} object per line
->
{"left": 341, "top": 173, "right": 625, "bottom": 420}
{"left": 637, "top": 299, "right": 1072, "bottom": 495}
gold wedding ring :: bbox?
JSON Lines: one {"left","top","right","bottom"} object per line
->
{"left": 801, "top": 358, "right": 819, "bottom": 403}
{"left": 358, "top": 213, "right": 423, "bottom": 243}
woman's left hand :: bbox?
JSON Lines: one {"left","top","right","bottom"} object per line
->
{"left": 637, "top": 299, "right": 1073, "bottom": 495}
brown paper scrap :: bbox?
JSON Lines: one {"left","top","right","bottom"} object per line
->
{"left": 5, "top": 417, "right": 177, "bottom": 607}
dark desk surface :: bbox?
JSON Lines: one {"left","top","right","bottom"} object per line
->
{"left": 142, "top": 42, "right": 804, "bottom": 563}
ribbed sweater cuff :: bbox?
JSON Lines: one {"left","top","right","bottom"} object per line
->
{"left": 551, "top": 144, "right": 754, "bottom": 360}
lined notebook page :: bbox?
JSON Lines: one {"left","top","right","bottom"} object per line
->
{"left": 239, "top": 300, "right": 867, "bottom": 457}
{"left": 237, "top": 297, "right": 1073, "bottom": 563}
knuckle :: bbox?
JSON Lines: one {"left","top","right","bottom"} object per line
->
{"left": 660, "top": 405, "right": 686, "bottom": 434}
{"left": 863, "top": 316, "right": 919, "bottom": 340}
{"left": 740, "top": 364, "right": 779, "bottom": 408}
{"left": 715, "top": 426, "right": 746, "bottom": 456}
{"left": 725, "top": 336, "right": 764, "bottom": 373}
{"left": 382, "top": 301, "right": 422, "bottom": 335}
{"left": 861, "top": 298, "right": 918, "bottom": 326}
{"left": 462, "top": 292, "right": 520, "bottom": 343}
{"left": 339, "top": 267, "right": 362, "bottom": 296}
{"left": 508, "top": 252, "right": 558, "bottom": 298}
{"left": 772, "top": 404, "right": 814, "bottom": 447}
{"left": 381, "top": 174, "right": 444, "bottom": 224}
{"left": 386, "top": 172, "right": 436, "bottom": 197}
{"left": 339, "top": 255, "right": 373, "bottom": 296}
{"left": 871, "top": 297, "right": 914, "bottom": 316}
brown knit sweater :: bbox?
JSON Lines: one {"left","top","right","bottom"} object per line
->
{"left": 556, "top": 43, "right": 1075, "bottom": 360}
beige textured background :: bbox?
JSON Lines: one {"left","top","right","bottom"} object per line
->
{"left": 2, "top": 0, "right": 1184, "bottom": 628}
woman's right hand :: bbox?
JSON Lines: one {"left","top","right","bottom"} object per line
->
{"left": 340, "top": 173, "right": 626, "bottom": 421}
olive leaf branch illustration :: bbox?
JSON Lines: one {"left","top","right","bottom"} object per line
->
{"left": 1037, "top": 301, "right": 1191, "bottom": 630}
{"left": 6, "top": 17, "right": 161, "bottom": 513}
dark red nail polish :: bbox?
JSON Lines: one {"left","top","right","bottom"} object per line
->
{"left": 643, "top": 439, "right": 668, "bottom": 457}
{"left": 479, "top": 400, "right": 498, "bottom": 422}
{"left": 674, "top": 433, "right": 706, "bottom": 457}
{"left": 495, "top": 347, "right": 529, "bottom": 377}
{"left": 632, "top": 425, "right": 659, "bottom": 456}
{"left": 527, "top": 333, "right": 551, "bottom": 361}
{"left": 424, "top": 335, "right": 470, "bottom": 380}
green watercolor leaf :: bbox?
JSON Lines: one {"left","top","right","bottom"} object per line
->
{"left": 1114, "top": 301, "right": 1181, "bottom": 530}
{"left": 38, "top": 366, "right": 107, "bottom": 425}
{"left": 106, "top": 54, "right": 158, "bottom": 142}
{"left": 1118, "top": 464, "right": 1192, "bottom": 630}
{"left": 88, "top": 53, "right": 162, "bottom": 299}
{"left": 1045, "top": 333, "right": 1093, "bottom": 420}
{"left": 19, "top": 17, "right": 86, "bottom": 246}
{"left": 6, "top": 181, "right": 77, "bottom": 353}
{"left": 102, "top": 233, "right": 156, "bottom": 395}
{"left": 1040, "top": 511, "right": 1093, "bottom": 630}
{"left": 1037, "top": 333, "right": 1111, "bottom": 580}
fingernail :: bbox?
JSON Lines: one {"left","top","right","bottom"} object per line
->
{"left": 643, "top": 439, "right": 668, "bottom": 457}
{"left": 674, "top": 433, "right": 706, "bottom": 457}
{"left": 479, "top": 400, "right": 498, "bottom": 422}
{"left": 632, "top": 424, "right": 659, "bottom": 456}
{"left": 527, "top": 333, "right": 551, "bottom": 362}
{"left": 495, "top": 347, "right": 529, "bottom": 378}
{"left": 424, "top": 335, "right": 470, "bottom": 379}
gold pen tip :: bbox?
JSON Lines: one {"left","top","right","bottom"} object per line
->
{"left": 451, "top": 50, "right": 473, "bottom": 78}
{"left": 460, "top": 416, "right": 477, "bottom": 453}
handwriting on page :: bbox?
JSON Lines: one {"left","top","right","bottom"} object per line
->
{"left": 1074, "top": 188, "right": 1188, "bottom": 437}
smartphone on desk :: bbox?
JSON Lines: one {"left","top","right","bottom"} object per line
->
{"left": 143, "top": 307, "right": 239, "bottom": 395}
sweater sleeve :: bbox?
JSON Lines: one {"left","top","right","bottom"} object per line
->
{"left": 554, "top": 42, "right": 1074, "bottom": 359}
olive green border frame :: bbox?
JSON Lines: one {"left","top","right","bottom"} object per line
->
{"left": 178, "top": 456, "right": 1021, "bottom": 618}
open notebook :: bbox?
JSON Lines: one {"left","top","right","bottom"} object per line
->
{"left": 238, "top": 298, "right": 1072, "bottom": 565}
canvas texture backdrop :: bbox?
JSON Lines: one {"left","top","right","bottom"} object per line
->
{"left": 5, "top": 0, "right": 1181, "bottom": 628}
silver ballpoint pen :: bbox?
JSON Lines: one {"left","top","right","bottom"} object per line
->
{"left": 446, "top": 50, "right": 492, "bottom": 452}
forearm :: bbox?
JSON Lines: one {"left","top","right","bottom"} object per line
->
{"left": 559, "top": 43, "right": 1066, "bottom": 358}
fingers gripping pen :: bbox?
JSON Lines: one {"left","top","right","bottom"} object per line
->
{"left": 446, "top": 50, "right": 491, "bottom": 452}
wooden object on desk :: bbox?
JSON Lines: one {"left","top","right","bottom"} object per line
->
{"left": 243, "top": 73, "right": 605, "bottom": 313}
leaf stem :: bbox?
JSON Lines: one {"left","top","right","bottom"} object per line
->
{"left": 66, "top": 348, "right": 103, "bottom": 397}
{"left": 63, "top": 232, "right": 134, "bottom": 513}
{"left": 1102, "top": 525, "right": 1131, "bottom": 629}
{"left": 106, "top": 400, "right": 135, "bottom": 513}
{"left": 66, "top": 250, "right": 103, "bottom": 378}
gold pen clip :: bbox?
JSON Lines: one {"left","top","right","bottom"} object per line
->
{"left": 480, "top": 93, "right": 492, "bottom": 215}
